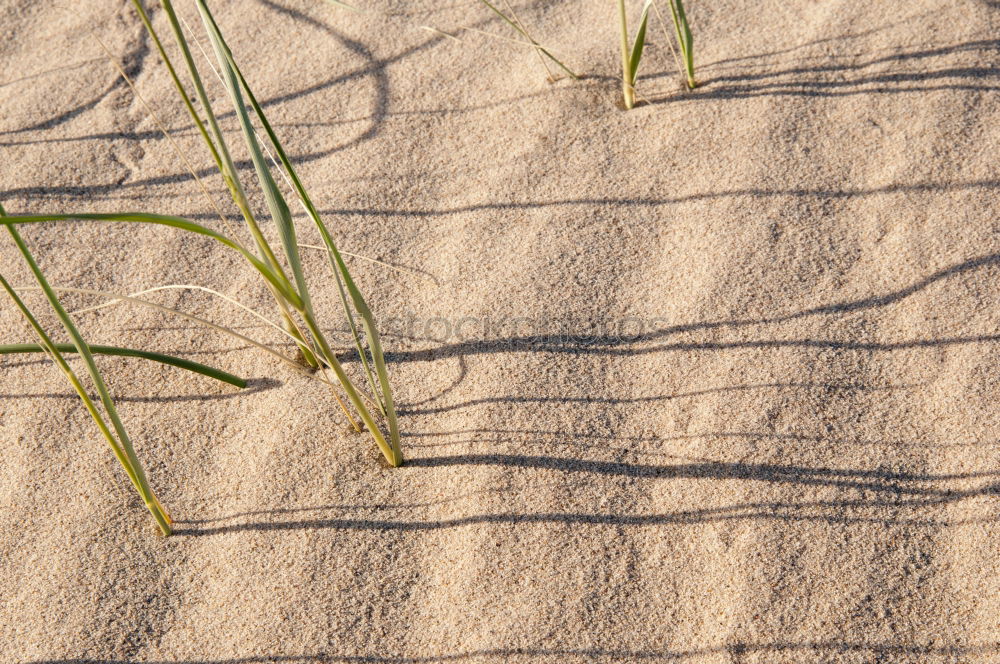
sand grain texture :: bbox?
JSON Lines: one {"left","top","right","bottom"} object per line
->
{"left": 2, "top": 0, "right": 1000, "bottom": 662}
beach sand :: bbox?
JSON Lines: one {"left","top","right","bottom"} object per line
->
{"left": 2, "top": 0, "right": 1000, "bottom": 661}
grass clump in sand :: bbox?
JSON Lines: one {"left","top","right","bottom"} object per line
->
{"left": 663, "top": 0, "right": 695, "bottom": 89}
{"left": 1, "top": 205, "right": 248, "bottom": 535}
{"left": 616, "top": 0, "right": 652, "bottom": 109}
{"left": 618, "top": 0, "right": 697, "bottom": 108}
{"left": 182, "top": 0, "right": 402, "bottom": 467}
{"left": 147, "top": 0, "right": 402, "bottom": 465}
{"left": 5, "top": 0, "right": 404, "bottom": 480}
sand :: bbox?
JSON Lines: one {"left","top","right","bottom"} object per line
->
{"left": 2, "top": 0, "right": 1000, "bottom": 661}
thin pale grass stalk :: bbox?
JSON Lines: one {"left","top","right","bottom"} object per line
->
{"left": 0, "top": 343, "right": 246, "bottom": 387}
{"left": 71, "top": 284, "right": 290, "bottom": 341}
{"left": 0, "top": 211, "right": 171, "bottom": 535}
{"left": 193, "top": 0, "right": 402, "bottom": 465}
{"left": 2, "top": 212, "right": 302, "bottom": 305}
{"left": 27, "top": 283, "right": 371, "bottom": 423}
{"left": 19, "top": 284, "right": 307, "bottom": 376}
{"left": 475, "top": 0, "right": 579, "bottom": 80}
{"left": 63, "top": 282, "right": 377, "bottom": 414}
{"left": 651, "top": 0, "right": 684, "bottom": 84}
{"left": 298, "top": 244, "right": 439, "bottom": 286}
{"left": 321, "top": 0, "right": 573, "bottom": 77}
{"left": 499, "top": 0, "right": 555, "bottom": 81}
{"left": 320, "top": 0, "right": 362, "bottom": 12}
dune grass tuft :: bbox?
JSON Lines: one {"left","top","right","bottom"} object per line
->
{"left": 616, "top": 0, "right": 651, "bottom": 109}
{"left": 1, "top": 0, "right": 409, "bottom": 534}
{"left": 665, "top": 0, "right": 695, "bottom": 89}
{"left": 91, "top": 0, "right": 401, "bottom": 465}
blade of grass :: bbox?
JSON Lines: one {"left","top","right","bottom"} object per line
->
{"left": 319, "top": 0, "right": 362, "bottom": 12}
{"left": 30, "top": 284, "right": 303, "bottom": 371}
{"left": 651, "top": 0, "right": 684, "bottom": 85}
{"left": 617, "top": 0, "right": 634, "bottom": 109}
{"left": 499, "top": 0, "right": 555, "bottom": 81}
{"left": 0, "top": 212, "right": 303, "bottom": 309}
{"left": 299, "top": 244, "right": 440, "bottom": 286}
{"left": 1, "top": 211, "right": 171, "bottom": 535}
{"left": 628, "top": 0, "right": 652, "bottom": 84}
{"left": 0, "top": 272, "right": 154, "bottom": 529}
{"left": 667, "top": 0, "right": 696, "bottom": 88}
{"left": 70, "top": 283, "right": 288, "bottom": 339}
{"left": 0, "top": 343, "right": 246, "bottom": 387}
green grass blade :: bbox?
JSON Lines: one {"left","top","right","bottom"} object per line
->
{"left": 0, "top": 343, "right": 246, "bottom": 388}
{"left": 628, "top": 0, "right": 652, "bottom": 84}
{"left": 617, "top": 0, "right": 633, "bottom": 109}
{"left": 0, "top": 272, "right": 146, "bottom": 502}
{"left": 2, "top": 217, "right": 171, "bottom": 535}
{"left": 668, "top": 0, "right": 696, "bottom": 88}
{"left": 195, "top": 1, "right": 312, "bottom": 317}
{"left": 0, "top": 212, "right": 303, "bottom": 309}
{"left": 128, "top": 0, "right": 227, "bottom": 179}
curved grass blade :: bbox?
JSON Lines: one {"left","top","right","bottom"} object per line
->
{"left": 0, "top": 343, "right": 246, "bottom": 388}
{"left": 0, "top": 272, "right": 154, "bottom": 528}
{"left": 36, "top": 285, "right": 303, "bottom": 372}
{"left": 0, "top": 212, "right": 303, "bottom": 309}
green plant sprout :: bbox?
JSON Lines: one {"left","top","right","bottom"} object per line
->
{"left": 665, "top": 0, "right": 695, "bottom": 89}
{"left": 617, "top": 0, "right": 651, "bottom": 109}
